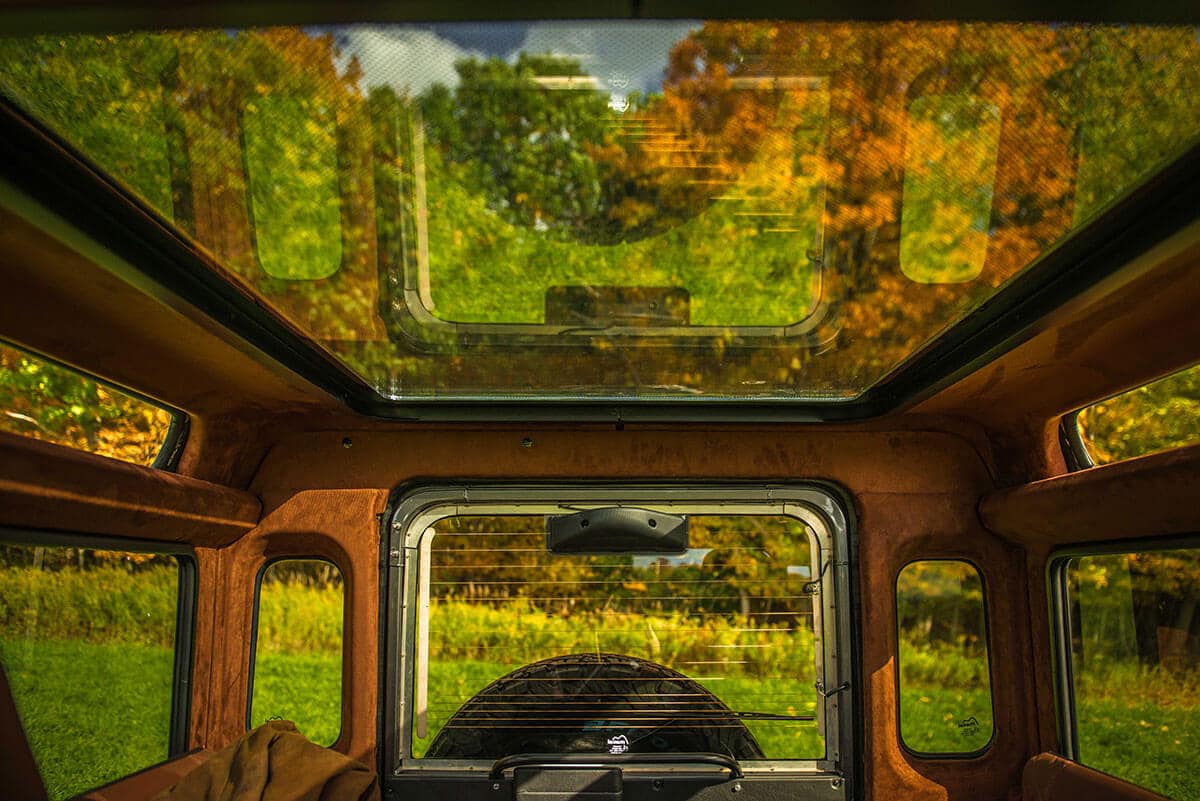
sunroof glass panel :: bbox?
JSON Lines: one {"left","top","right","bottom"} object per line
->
{"left": 1, "top": 22, "right": 1196, "bottom": 401}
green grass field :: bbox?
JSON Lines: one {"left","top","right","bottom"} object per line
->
{"left": 3, "top": 638, "right": 1197, "bottom": 801}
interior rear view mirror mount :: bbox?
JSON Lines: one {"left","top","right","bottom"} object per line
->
{"left": 546, "top": 507, "right": 688, "bottom": 555}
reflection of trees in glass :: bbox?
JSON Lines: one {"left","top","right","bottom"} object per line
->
{"left": 0, "top": 23, "right": 1197, "bottom": 399}
{"left": 243, "top": 95, "right": 343, "bottom": 280}
{"left": 900, "top": 95, "right": 1000, "bottom": 283}
{"left": 1069, "top": 550, "right": 1200, "bottom": 670}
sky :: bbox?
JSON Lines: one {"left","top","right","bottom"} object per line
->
{"left": 330, "top": 20, "right": 700, "bottom": 98}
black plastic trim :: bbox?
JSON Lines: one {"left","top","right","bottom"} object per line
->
{"left": 0, "top": 527, "right": 198, "bottom": 766}
{"left": 893, "top": 557, "right": 998, "bottom": 760}
{"left": 0, "top": 0, "right": 1196, "bottom": 34}
{"left": 153, "top": 413, "right": 191, "bottom": 471}
{"left": 1058, "top": 411, "right": 1094, "bottom": 472}
{"left": 1, "top": 65, "right": 1198, "bottom": 422}
{"left": 245, "top": 556, "right": 346, "bottom": 747}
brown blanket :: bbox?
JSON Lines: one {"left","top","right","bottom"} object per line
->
{"left": 151, "top": 721, "right": 378, "bottom": 801}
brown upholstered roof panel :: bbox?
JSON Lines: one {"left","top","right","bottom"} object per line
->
{"left": 980, "top": 442, "right": 1200, "bottom": 547}
{"left": 0, "top": 431, "right": 260, "bottom": 545}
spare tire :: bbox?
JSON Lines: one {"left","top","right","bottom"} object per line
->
{"left": 425, "top": 652, "right": 763, "bottom": 759}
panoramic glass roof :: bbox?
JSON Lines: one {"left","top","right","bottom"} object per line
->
{"left": 1, "top": 21, "right": 1197, "bottom": 402}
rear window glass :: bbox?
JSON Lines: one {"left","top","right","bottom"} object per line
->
{"left": 249, "top": 559, "right": 344, "bottom": 746}
{"left": 0, "top": 540, "right": 188, "bottom": 800}
{"left": 415, "top": 514, "right": 824, "bottom": 761}
{"left": 0, "top": 341, "right": 176, "bottom": 467}
{"left": 896, "top": 560, "right": 994, "bottom": 754}
{"left": 1075, "top": 363, "right": 1200, "bottom": 465}
{"left": 1060, "top": 548, "right": 1199, "bottom": 800}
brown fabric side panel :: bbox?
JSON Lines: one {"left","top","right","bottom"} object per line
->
{"left": 76, "top": 750, "right": 213, "bottom": 801}
{"left": 0, "top": 662, "right": 47, "bottom": 801}
{"left": 0, "top": 432, "right": 260, "bottom": 546}
{"left": 980, "top": 443, "right": 1200, "bottom": 547}
{"left": 859, "top": 491, "right": 1037, "bottom": 801}
{"left": 1025, "top": 543, "right": 1059, "bottom": 753}
{"left": 191, "top": 489, "right": 388, "bottom": 771}
{"left": 1023, "top": 753, "right": 1170, "bottom": 801}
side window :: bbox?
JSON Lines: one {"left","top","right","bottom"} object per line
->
{"left": 896, "top": 560, "right": 995, "bottom": 754}
{"left": 249, "top": 559, "right": 344, "bottom": 746}
{"left": 1069, "top": 362, "right": 1200, "bottom": 466}
{"left": 1058, "top": 546, "right": 1199, "bottom": 800}
{"left": 0, "top": 340, "right": 179, "bottom": 467}
{"left": 0, "top": 537, "right": 193, "bottom": 801}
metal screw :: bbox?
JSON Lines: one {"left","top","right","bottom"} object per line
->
{"left": 732, "top": 782, "right": 742, "bottom": 793}
{"left": 492, "top": 783, "right": 501, "bottom": 791}
{"left": 521, "top": 437, "right": 534, "bottom": 448}
{"left": 341, "top": 437, "right": 353, "bottom": 449}
{"left": 831, "top": 778, "right": 843, "bottom": 790}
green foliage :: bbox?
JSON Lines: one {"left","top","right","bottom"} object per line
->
{"left": 429, "top": 600, "right": 814, "bottom": 680}
{"left": 3, "top": 565, "right": 1198, "bottom": 796}
{"left": 899, "top": 687, "right": 994, "bottom": 753}
{"left": 0, "top": 638, "right": 173, "bottom": 801}
{"left": 0, "top": 562, "right": 179, "bottom": 647}
{"left": 1078, "top": 363, "right": 1200, "bottom": 464}
{"left": 243, "top": 95, "right": 343, "bottom": 279}
{"left": 0, "top": 34, "right": 176, "bottom": 211}
{"left": 255, "top": 564, "right": 345, "bottom": 655}
{"left": 250, "top": 651, "right": 342, "bottom": 747}
{"left": 423, "top": 54, "right": 611, "bottom": 237}
{"left": 0, "top": 344, "right": 173, "bottom": 466}
{"left": 1, "top": 24, "right": 1197, "bottom": 400}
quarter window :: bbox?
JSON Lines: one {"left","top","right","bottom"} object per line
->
{"left": 0, "top": 341, "right": 177, "bottom": 467}
{"left": 1057, "top": 546, "right": 1199, "bottom": 800}
{"left": 1072, "top": 363, "right": 1200, "bottom": 466}
{"left": 896, "top": 560, "right": 994, "bottom": 754}
{"left": 249, "top": 559, "right": 344, "bottom": 746}
{"left": 0, "top": 537, "right": 192, "bottom": 801}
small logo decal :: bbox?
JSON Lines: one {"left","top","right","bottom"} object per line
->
{"left": 607, "top": 734, "right": 630, "bottom": 755}
{"left": 958, "top": 716, "right": 980, "bottom": 736}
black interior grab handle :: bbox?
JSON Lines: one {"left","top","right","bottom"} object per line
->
{"left": 488, "top": 752, "right": 744, "bottom": 781}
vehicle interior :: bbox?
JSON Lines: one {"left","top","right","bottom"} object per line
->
{"left": 0, "top": 2, "right": 1197, "bottom": 801}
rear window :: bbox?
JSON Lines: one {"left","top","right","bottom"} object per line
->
{"left": 1072, "top": 363, "right": 1200, "bottom": 466}
{"left": 0, "top": 341, "right": 178, "bottom": 467}
{"left": 398, "top": 499, "right": 846, "bottom": 768}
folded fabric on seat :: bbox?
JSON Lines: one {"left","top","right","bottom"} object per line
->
{"left": 151, "top": 721, "right": 378, "bottom": 801}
